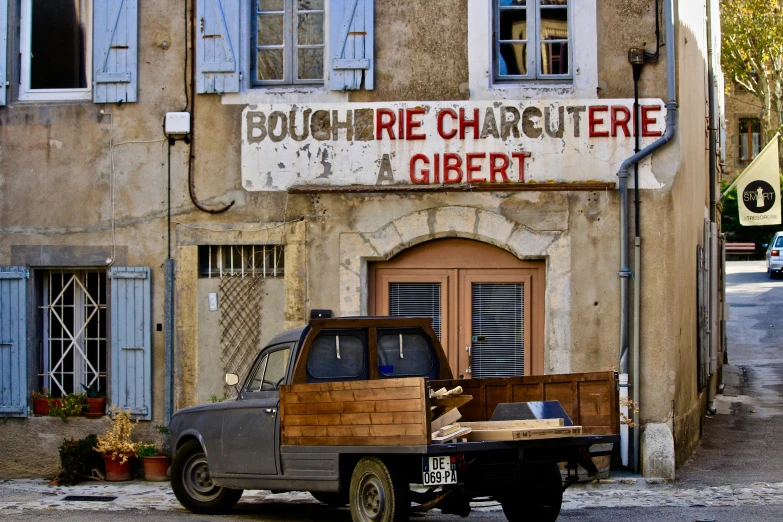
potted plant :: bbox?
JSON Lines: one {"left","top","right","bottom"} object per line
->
{"left": 137, "top": 425, "right": 171, "bottom": 481}
{"left": 32, "top": 388, "right": 57, "bottom": 415}
{"left": 81, "top": 382, "right": 107, "bottom": 417}
{"left": 95, "top": 406, "right": 138, "bottom": 481}
{"left": 49, "top": 393, "right": 86, "bottom": 421}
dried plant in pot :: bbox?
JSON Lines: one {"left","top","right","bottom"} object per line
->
{"left": 137, "top": 425, "right": 172, "bottom": 482}
{"left": 31, "top": 389, "right": 57, "bottom": 415}
{"left": 81, "top": 382, "right": 107, "bottom": 417}
{"left": 95, "top": 406, "right": 138, "bottom": 481}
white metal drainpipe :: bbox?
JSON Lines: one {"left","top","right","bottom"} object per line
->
{"left": 617, "top": 0, "right": 678, "bottom": 469}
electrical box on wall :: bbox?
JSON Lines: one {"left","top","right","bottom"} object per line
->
{"left": 165, "top": 112, "right": 191, "bottom": 136}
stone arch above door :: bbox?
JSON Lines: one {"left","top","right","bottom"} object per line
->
{"left": 338, "top": 206, "right": 573, "bottom": 374}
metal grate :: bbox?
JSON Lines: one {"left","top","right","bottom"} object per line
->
{"left": 389, "top": 283, "right": 442, "bottom": 339}
{"left": 61, "top": 495, "right": 117, "bottom": 502}
{"left": 219, "top": 277, "right": 265, "bottom": 396}
{"left": 200, "top": 245, "right": 284, "bottom": 279}
{"left": 40, "top": 271, "right": 107, "bottom": 397}
{"left": 471, "top": 283, "right": 524, "bottom": 378}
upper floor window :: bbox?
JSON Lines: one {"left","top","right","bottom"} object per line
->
{"left": 494, "top": 0, "right": 571, "bottom": 83}
{"left": 738, "top": 118, "right": 761, "bottom": 162}
{"left": 253, "top": 0, "right": 325, "bottom": 86}
{"left": 19, "top": 0, "right": 92, "bottom": 101}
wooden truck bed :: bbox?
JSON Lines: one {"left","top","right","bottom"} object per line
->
{"left": 280, "top": 371, "right": 618, "bottom": 446}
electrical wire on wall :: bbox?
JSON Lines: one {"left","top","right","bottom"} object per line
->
{"left": 106, "top": 112, "right": 167, "bottom": 266}
{"left": 185, "top": 0, "right": 234, "bottom": 214}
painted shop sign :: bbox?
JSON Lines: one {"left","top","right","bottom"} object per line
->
{"left": 241, "top": 100, "right": 666, "bottom": 191}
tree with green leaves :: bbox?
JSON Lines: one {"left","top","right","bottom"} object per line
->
{"left": 721, "top": 0, "right": 783, "bottom": 163}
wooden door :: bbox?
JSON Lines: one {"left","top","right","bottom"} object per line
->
{"left": 370, "top": 239, "right": 545, "bottom": 378}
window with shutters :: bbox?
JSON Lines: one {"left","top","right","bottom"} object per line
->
{"left": 39, "top": 270, "right": 107, "bottom": 397}
{"left": 253, "top": 0, "right": 325, "bottom": 86}
{"left": 19, "top": 0, "right": 93, "bottom": 101}
{"left": 494, "top": 0, "right": 571, "bottom": 82}
{"left": 738, "top": 118, "right": 761, "bottom": 162}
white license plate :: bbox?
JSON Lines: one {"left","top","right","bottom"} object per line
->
{"left": 422, "top": 456, "right": 457, "bottom": 485}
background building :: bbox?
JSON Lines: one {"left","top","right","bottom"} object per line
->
{"left": 0, "top": 0, "right": 724, "bottom": 479}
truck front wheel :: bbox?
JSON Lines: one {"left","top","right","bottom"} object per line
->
{"left": 349, "top": 456, "right": 410, "bottom": 522}
{"left": 498, "top": 462, "right": 563, "bottom": 522}
{"left": 171, "top": 440, "right": 243, "bottom": 514}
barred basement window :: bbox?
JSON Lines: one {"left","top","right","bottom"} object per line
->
{"left": 198, "top": 245, "right": 285, "bottom": 278}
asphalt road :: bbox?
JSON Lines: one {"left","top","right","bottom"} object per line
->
{"left": 677, "top": 261, "right": 783, "bottom": 487}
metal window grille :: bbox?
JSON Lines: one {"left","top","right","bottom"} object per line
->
{"left": 494, "top": 0, "right": 571, "bottom": 82}
{"left": 471, "top": 283, "right": 524, "bottom": 378}
{"left": 199, "top": 245, "right": 285, "bottom": 279}
{"left": 40, "top": 270, "right": 107, "bottom": 397}
{"left": 252, "top": 0, "right": 325, "bottom": 86}
{"left": 388, "top": 283, "right": 442, "bottom": 339}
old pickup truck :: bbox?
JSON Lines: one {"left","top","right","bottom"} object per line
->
{"left": 169, "top": 317, "right": 619, "bottom": 522}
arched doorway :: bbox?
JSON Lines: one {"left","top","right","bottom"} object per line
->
{"left": 369, "top": 239, "right": 545, "bottom": 379}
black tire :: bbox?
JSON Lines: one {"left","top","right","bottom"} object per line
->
{"left": 170, "top": 440, "right": 243, "bottom": 514}
{"left": 349, "top": 456, "right": 410, "bottom": 522}
{"left": 310, "top": 490, "right": 349, "bottom": 506}
{"left": 498, "top": 463, "right": 563, "bottom": 522}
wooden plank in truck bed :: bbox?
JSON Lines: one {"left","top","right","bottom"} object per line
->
{"left": 430, "top": 371, "right": 618, "bottom": 436}
{"left": 280, "top": 377, "right": 430, "bottom": 446}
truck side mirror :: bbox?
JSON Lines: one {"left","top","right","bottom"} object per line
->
{"left": 225, "top": 373, "right": 239, "bottom": 386}
{"left": 762, "top": 243, "right": 769, "bottom": 249}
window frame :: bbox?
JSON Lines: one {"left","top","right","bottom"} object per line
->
{"left": 18, "top": 0, "right": 93, "bottom": 102}
{"left": 738, "top": 117, "right": 761, "bottom": 163}
{"left": 251, "top": 0, "right": 325, "bottom": 87}
{"left": 243, "top": 343, "right": 293, "bottom": 394}
{"left": 493, "top": 0, "right": 572, "bottom": 84}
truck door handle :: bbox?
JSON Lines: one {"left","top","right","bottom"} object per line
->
{"left": 264, "top": 408, "right": 277, "bottom": 414}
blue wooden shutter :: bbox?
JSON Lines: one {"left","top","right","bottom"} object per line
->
{"left": 0, "top": 268, "right": 29, "bottom": 417}
{"left": 110, "top": 267, "right": 152, "bottom": 420}
{"left": 196, "top": 0, "right": 241, "bottom": 94}
{"left": 329, "top": 0, "right": 374, "bottom": 91}
{"left": 0, "top": 0, "right": 7, "bottom": 106}
{"left": 93, "top": 0, "right": 139, "bottom": 103}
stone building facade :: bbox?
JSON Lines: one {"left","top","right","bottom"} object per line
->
{"left": 0, "top": 0, "right": 723, "bottom": 479}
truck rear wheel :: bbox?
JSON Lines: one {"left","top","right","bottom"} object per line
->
{"left": 349, "top": 456, "right": 410, "bottom": 522}
{"left": 171, "top": 440, "right": 243, "bottom": 514}
{"left": 498, "top": 462, "right": 563, "bottom": 522}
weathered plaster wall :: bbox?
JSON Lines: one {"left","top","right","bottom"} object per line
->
{"left": 0, "top": 0, "right": 711, "bottom": 478}
{"left": 349, "top": 0, "right": 468, "bottom": 103}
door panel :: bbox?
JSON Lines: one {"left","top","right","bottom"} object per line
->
{"left": 374, "top": 270, "right": 458, "bottom": 372}
{"left": 460, "top": 270, "right": 536, "bottom": 377}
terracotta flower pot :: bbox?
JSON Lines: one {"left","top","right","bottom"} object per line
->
{"left": 33, "top": 398, "right": 62, "bottom": 415}
{"left": 102, "top": 454, "right": 133, "bottom": 481}
{"left": 84, "top": 397, "right": 106, "bottom": 417}
{"left": 141, "top": 456, "right": 171, "bottom": 481}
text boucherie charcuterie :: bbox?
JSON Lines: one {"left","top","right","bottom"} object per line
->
{"left": 241, "top": 100, "right": 666, "bottom": 191}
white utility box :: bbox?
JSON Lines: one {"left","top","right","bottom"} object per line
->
{"left": 165, "top": 112, "right": 191, "bottom": 136}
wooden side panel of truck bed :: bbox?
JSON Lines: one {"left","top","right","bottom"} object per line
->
{"left": 431, "top": 371, "right": 618, "bottom": 436}
{"left": 280, "top": 377, "right": 430, "bottom": 446}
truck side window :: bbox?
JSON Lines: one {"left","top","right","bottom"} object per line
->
{"left": 377, "top": 329, "right": 437, "bottom": 378}
{"left": 307, "top": 331, "right": 367, "bottom": 380}
{"left": 246, "top": 347, "right": 292, "bottom": 392}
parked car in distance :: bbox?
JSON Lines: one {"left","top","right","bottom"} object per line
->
{"left": 765, "top": 232, "right": 783, "bottom": 279}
